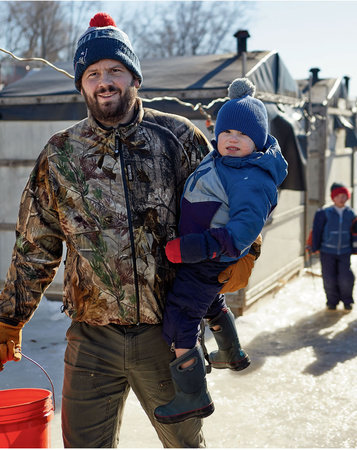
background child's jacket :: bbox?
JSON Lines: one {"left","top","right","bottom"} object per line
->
{"left": 311, "top": 206, "right": 356, "bottom": 255}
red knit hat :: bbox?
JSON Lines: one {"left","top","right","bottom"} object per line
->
{"left": 330, "top": 182, "right": 351, "bottom": 200}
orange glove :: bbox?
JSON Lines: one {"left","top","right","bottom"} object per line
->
{"left": 218, "top": 253, "right": 255, "bottom": 293}
{"left": 0, "top": 322, "right": 23, "bottom": 371}
{"left": 218, "top": 234, "right": 262, "bottom": 294}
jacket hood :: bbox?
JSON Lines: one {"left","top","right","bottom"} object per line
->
{"left": 212, "top": 134, "right": 288, "bottom": 187}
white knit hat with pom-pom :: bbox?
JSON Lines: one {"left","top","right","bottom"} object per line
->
{"left": 215, "top": 78, "right": 268, "bottom": 150}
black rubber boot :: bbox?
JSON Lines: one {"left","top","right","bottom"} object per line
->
{"left": 154, "top": 345, "right": 214, "bottom": 424}
{"left": 208, "top": 307, "right": 250, "bottom": 371}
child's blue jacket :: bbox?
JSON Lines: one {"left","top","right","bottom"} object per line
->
{"left": 312, "top": 205, "right": 356, "bottom": 255}
{"left": 179, "top": 134, "right": 288, "bottom": 263}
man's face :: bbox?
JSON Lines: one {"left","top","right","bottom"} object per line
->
{"left": 81, "top": 59, "right": 139, "bottom": 127}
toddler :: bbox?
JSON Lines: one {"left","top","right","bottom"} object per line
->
{"left": 154, "top": 78, "right": 288, "bottom": 424}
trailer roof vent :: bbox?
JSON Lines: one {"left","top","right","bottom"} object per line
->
{"left": 234, "top": 30, "right": 250, "bottom": 55}
{"left": 309, "top": 67, "right": 320, "bottom": 85}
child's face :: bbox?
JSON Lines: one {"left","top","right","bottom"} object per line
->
{"left": 217, "top": 129, "right": 256, "bottom": 157}
{"left": 333, "top": 193, "right": 348, "bottom": 208}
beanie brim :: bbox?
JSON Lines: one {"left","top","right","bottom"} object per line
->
{"left": 331, "top": 186, "right": 351, "bottom": 199}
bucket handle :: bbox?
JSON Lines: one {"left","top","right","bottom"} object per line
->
{"left": 21, "top": 352, "right": 56, "bottom": 411}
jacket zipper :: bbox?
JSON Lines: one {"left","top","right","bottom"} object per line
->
{"left": 337, "top": 211, "right": 343, "bottom": 255}
{"left": 115, "top": 131, "right": 141, "bottom": 325}
{"left": 336, "top": 211, "right": 344, "bottom": 255}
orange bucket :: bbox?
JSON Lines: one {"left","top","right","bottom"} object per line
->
{"left": 0, "top": 388, "right": 54, "bottom": 448}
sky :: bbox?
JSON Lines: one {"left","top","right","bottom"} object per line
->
{"left": 101, "top": 0, "right": 357, "bottom": 100}
{"left": 248, "top": 0, "right": 357, "bottom": 99}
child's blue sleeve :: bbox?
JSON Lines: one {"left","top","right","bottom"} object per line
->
{"left": 223, "top": 172, "right": 277, "bottom": 254}
{"left": 311, "top": 209, "right": 326, "bottom": 252}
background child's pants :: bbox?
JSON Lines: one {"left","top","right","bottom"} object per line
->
{"left": 320, "top": 251, "right": 355, "bottom": 307}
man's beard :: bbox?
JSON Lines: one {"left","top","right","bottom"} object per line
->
{"left": 82, "top": 83, "right": 137, "bottom": 126}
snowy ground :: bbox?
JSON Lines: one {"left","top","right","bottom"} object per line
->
{"left": 1, "top": 255, "right": 357, "bottom": 448}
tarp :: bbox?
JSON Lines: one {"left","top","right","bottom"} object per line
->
{"left": 268, "top": 104, "right": 306, "bottom": 191}
{"left": 0, "top": 51, "right": 300, "bottom": 99}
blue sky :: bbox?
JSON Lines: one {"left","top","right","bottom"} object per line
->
{"left": 248, "top": 1, "right": 357, "bottom": 99}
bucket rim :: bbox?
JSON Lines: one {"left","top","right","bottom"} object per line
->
{"left": 0, "top": 388, "right": 53, "bottom": 410}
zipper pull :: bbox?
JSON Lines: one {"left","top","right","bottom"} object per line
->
{"left": 114, "top": 132, "right": 121, "bottom": 158}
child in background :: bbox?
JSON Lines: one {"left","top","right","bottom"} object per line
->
{"left": 309, "top": 182, "right": 356, "bottom": 311}
{"left": 154, "top": 78, "right": 288, "bottom": 424}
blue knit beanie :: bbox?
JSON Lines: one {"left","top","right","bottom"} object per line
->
{"left": 215, "top": 78, "right": 268, "bottom": 150}
{"left": 73, "top": 12, "right": 142, "bottom": 91}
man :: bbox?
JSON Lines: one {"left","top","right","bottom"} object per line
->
{"left": 0, "top": 12, "right": 209, "bottom": 447}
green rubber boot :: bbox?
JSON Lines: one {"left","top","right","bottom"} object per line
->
{"left": 209, "top": 307, "right": 250, "bottom": 371}
{"left": 154, "top": 345, "right": 214, "bottom": 424}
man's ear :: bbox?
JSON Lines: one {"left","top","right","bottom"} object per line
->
{"left": 134, "top": 79, "right": 140, "bottom": 88}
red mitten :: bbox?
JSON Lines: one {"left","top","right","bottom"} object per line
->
{"left": 165, "top": 238, "right": 182, "bottom": 263}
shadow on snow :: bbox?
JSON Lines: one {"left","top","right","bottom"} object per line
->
{"left": 236, "top": 309, "right": 357, "bottom": 377}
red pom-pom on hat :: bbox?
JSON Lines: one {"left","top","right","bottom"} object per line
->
{"left": 89, "top": 12, "right": 116, "bottom": 28}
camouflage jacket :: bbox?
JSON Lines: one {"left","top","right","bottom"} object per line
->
{"left": 0, "top": 99, "right": 210, "bottom": 326}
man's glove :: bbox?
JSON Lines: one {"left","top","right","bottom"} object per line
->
{"left": 218, "top": 234, "right": 262, "bottom": 294}
{"left": 165, "top": 231, "right": 222, "bottom": 264}
{"left": 0, "top": 322, "right": 23, "bottom": 371}
{"left": 218, "top": 254, "right": 255, "bottom": 293}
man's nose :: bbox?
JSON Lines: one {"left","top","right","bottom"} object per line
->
{"left": 98, "top": 72, "right": 113, "bottom": 86}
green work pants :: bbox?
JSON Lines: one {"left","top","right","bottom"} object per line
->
{"left": 62, "top": 321, "right": 205, "bottom": 448}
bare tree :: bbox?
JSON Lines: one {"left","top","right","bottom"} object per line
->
{"left": 112, "top": 1, "right": 254, "bottom": 59}
{"left": 3, "top": 2, "right": 67, "bottom": 61}
{"left": 1, "top": 1, "right": 100, "bottom": 62}
{"left": 63, "top": 1, "right": 101, "bottom": 61}
{"left": 1, "top": 0, "right": 253, "bottom": 62}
